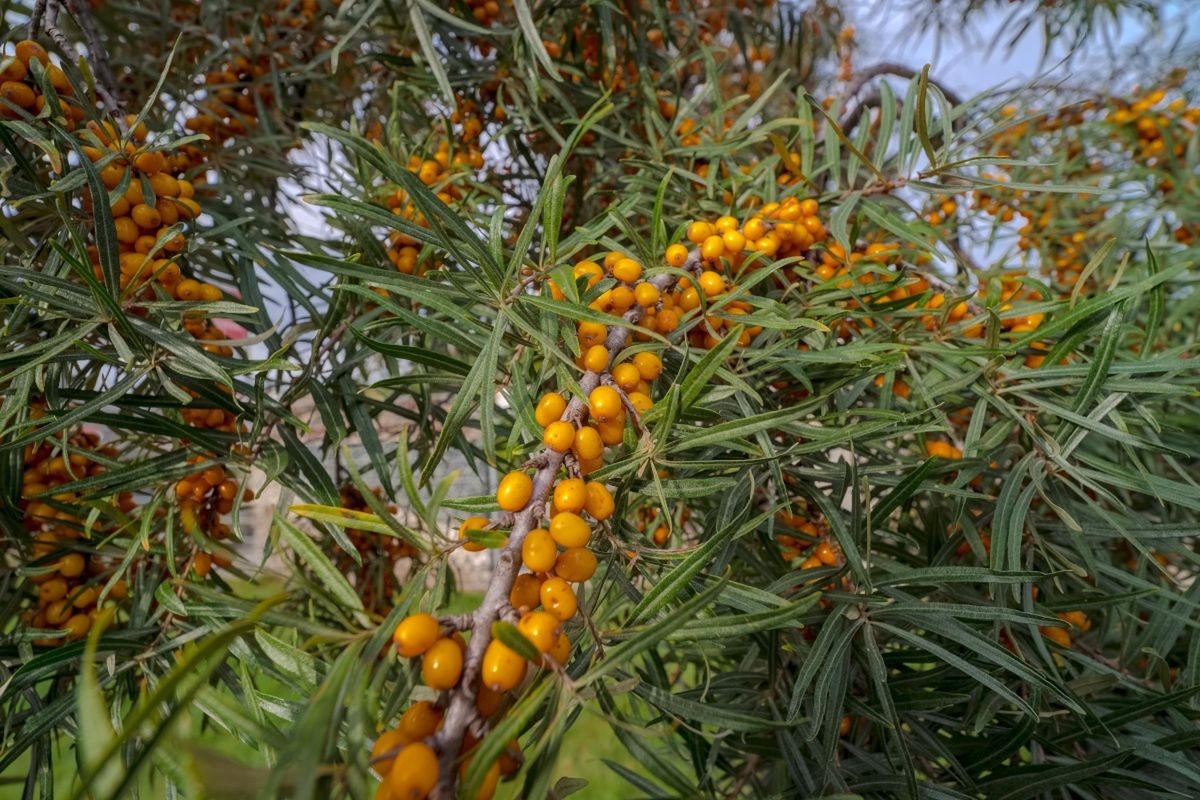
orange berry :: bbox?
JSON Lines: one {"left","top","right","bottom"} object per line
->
{"left": 588, "top": 386, "right": 622, "bottom": 422}
{"left": 394, "top": 613, "right": 440, "bottom": 657}
{"left": 572, "top": 426, "right": 604, "bottom": 461}
{"left": 534, "top": 392, "right": 567, "bottom": 427}
{"left": 481, "top": 639, "right": 527, "bottom": 692}
{"left": 496, "top": 471, "right": 533, "bottom": 512}
{"left": 584, "top": 482, "right": 614, "bottom": 520}
{"left": 510, "top": 573, "right": 542, "bottom": 610}
{"left": 540, "top": 577, "right": 578, "bottom": 621}
{"left": 517, "top": 610, "right": 561, "bottom": 653}
{"left": 687, "top": 220, "right": 714, "bottom": 244}
{"left": 632, "top": 352, "right": 663, "bottom": 381}
{"left": 554, "top": 547, "right": 597, "bottom": 582}
{"left": 701, "top": 235, "right": 725, "bottom": 261}
{"left": 398, "top": 700, "right": 443, "bottom": 741}
{"left": 521, "top": 528, "right": 558, "bottom": 573}
{"left": 665, "top": 243, "right": 689, "bottom": 267}
{"left": 552, "top": 478, "right": 587, "bottom": 514}
{"left": 583, "top": 345, "right": 610, "bottom": 372}
{"left": 698, "top": 270, "right": 725, "bottom": 297}
{"left": 634, "top": 281, "right": 660, "bottom": 307}
{"left": 543, "top": 420, "right": 576, "bottom": 453}
{"left": 421, "top": 638, "right": 464, "bottom": 690}
{"left": 371, "top": 728, "right": 406, "bottom": 774}
{"left": 549, "top": 512, "right": 590, "bottom": 548}
{"left": 458, "top": 515, "right": 489, "bottom": 552}
{"left": 389, "top": 742, "right": 438, "bottom": 799}
{"left": 611, "top": 257, "right": 642, "bottom": 283}
{"left": 611, "top": 363, "right": 642, "bottom": 392}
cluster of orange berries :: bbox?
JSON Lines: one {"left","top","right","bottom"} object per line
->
{"left": 1040, "top": 610, "right": 1091, "bottom": 649}
{"left": 775, "top": 507, "right": 841, "bottom": 570}
{"left": 1, "top": 40, "right": 84, "bottom": 127}
{"left": 464, "top": 0, "right": 507, "bottom": 26}
{"left": 381, "top": 311, "right": 666, "bottom": 796}
{"left": 183, "top": 55, "right": 275, "bottom": 148}
{"left": 19, "top": 412, "right": 132, "bottom": 645}
{"left": 635, "top": 501, "right": 691, "bottom": 546}
{"left": 81, "top": 119, "right": 208, "bottom": 299}
{"left": 336, "top": 485, "right": 415, "bottom": 613}
{"left": 382, "top": 140, "right": 484, "bottom": 275}
{"left": 1107, "top": 83, "right": 1198, "bottom": 165}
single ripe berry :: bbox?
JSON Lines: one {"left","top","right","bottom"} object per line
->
{"left": 550, "top": 512, "right": 591, "bottom": 548}
{"left": 633, "top": 352, "right": 663, "bottom": 381}
{"left": 390, "top": 742, "right": 438, "bottom": 799}
{"left": 547, "top": 631, "right": 571, "bottom": 665}
{"left": 552, "top": 478, "right": 587, "bottom": 514}
{"left": 583, "top": 345, "right": 610, "bottom": 372}
{"left": 521, "top": 528, "right": 558, "bottom": 573}
{"left": 715, "top": 215, "right": 739, "bottom": 233}
{"left": 421, "top": 638, "right": 464, "bottom": 690}
{"left": 699, "top": 271, "right": 725, "bottom": 297}
{"left": 612, "top": 257, "right": 642, "bottom": 283}
{"left": 481, "top": 639, "right": 527, "bottom": 692}
{"left": 611, "top": 363, "right": 641, "bottom": 392}
{"left": 572, "top": 426, "right": 604, "bottom": 461}
{"left": 398, "top": 700, "right": 443, "bottom": 741}
{"left": 517, "top": 610, "right": 562, "bottom": 652}
{"left": 609, "top": 286, "right": 635, "bottom": 312}
{"left": 540, "top": 577, "right": 578, "bottom": 621}
{"left": 597, "top": 417, "right": 625, "bottom": 446}
{"left": 584, "top": 482, "right": 615, "bottom": 520}
{"left": 814, "top": 541, "right": 838, "bottom": 565}
{"left": 577, "top": 321, "right": 607, "bottom": 347}
{"left": 394, "top": 613, "right": 440, "bottom": 658}
{"left": 628, "top": 392, "right": 653, "bottom": 414}
{"left": 701, "top": 235, "right": 725, "bottom": 261}
{"left": 687, "top": 220, "right": 714, "bottom": 244}
{"left": 722, "top": 229, "right": 746, "bottom": 253}
{"left": 665, "top": 243, "right": 689, "bottom": 267}
{"left": 535, "top": 392, "right": 567, "bottom": 427}
{"left": 458, "top": 515, "right": 489, "bottom": 553}
{"left": 510, "top": 573, "right": 542, "bottom": 609}
{"left": 634, "top": 281, "right": 660, "bottom": 307}
{"left": 371, "top": 728, "right": 405, "bottom": 775}
{"left": 543, "top": 420, "right": 576, "bottom": 453}
{"left": 555, "top": 547, "right": 597, "bottom": 582}
{"left": 588, "top": 386, "right": 622, "bottom": 422}
{"left": 573, "top": 260, "right": 603, "bottom": 287}
{"left": 496, "top": 471, "right": 533, "bottom": 512}
{"left": 742, "top": 216, "right": 766, "bottom": 240}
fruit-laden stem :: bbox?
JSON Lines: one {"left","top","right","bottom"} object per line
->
{"left": 430, "top": 270, "right": 680, "bottom": 797}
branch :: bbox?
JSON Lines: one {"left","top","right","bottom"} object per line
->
{"left": 429, "top": 267, "right": 684, "bottom": 798}
{"left": 839, "top": 62, "right": 963, "bottom": 134}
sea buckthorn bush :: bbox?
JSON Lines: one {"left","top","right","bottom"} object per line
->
{"left": 3, "top": 1, "right": 1200, "bottom": 799}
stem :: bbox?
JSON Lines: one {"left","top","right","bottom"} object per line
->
{"left": 429, "top": 270, "right": 679, "bottom": 797}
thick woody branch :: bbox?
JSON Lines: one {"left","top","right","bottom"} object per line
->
{"left": 429, "top": 269, "right": 680, "bottom": 797}
{"left": 839, "top": 62, "right": 964, "bottom": 134}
